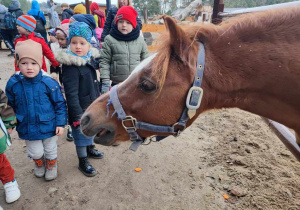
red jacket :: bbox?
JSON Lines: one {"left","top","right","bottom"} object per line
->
{"left": 14, "top": 32, "right": 60, "bottom": 72}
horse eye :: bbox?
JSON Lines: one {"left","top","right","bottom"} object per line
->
{"left": 138, "top": 79, "right": 157, "bottom": 93}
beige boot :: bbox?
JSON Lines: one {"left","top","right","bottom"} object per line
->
{"left": 33, "top": 156, "right": 45, "bottom": 178}
{"left": 45, "top": 158, "right": 57, "bottom": 181}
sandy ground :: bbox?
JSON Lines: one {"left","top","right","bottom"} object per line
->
{"left": 0, "top": 49, "right": 299, "bottom": 210}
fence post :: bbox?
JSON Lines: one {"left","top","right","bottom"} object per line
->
{"left": 212, "top": 0, "right": 224, "bottom": 24}
{"left": 85, "top": 0, "right": 90, "bottom": 14}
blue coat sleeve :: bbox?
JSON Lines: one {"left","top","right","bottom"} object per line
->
{"left": 45, "top": 79, "right": 67, "bottom": 127}
{"left": 40, "top": 12, "right": 46, "bottom": 25}
{"left": 5, "top": 79, "right": 17, "bottom": 111}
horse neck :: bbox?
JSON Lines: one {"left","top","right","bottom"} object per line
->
{"left": 199, "top": 18, "right": 300, "bottom": 119}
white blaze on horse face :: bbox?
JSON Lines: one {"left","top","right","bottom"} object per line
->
{"left": 120, "top": 53, "right": 157, "bottom": 88}
{"left": 131, "top": 53, "right": 157, "bottom": 75}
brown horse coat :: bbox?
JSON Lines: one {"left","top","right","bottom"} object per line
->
{"left": 81, "top": 7, "right": 300, "bottom": 146}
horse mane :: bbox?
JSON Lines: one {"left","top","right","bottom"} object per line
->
{"left": 151, "top": 7, "right": 300, "bottom": 91}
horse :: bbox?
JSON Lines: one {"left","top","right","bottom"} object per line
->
{"left": 80, "top": 7, "right": 300, "bottom": 152}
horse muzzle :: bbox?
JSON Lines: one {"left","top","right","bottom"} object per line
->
{"left": 81, "top": 114, "right": 116, "bottom": 146}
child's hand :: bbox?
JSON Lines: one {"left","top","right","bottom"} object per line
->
{"left": 7, "top": 128, "right": 13, "bottom": 134}
{"left": 56, "top": 127, "right": 64, "bottom": 136}
{"left": 50, "top": 72, "right": 58, "bottom": 81}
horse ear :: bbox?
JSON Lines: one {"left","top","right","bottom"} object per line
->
{"left": 163, "top": 15, "right": 192, "bottom": 63}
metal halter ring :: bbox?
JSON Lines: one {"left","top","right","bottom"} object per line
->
{"left": 122, "top": 116, "right": 137, "bottom": 131}
{"left": 172, "top": 122, "right": 186, "bottom": 136}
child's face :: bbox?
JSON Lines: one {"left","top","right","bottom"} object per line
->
{"left": 118, "top": 0, "right": 129, "bottom": 7}
{"left": 19, "top": 58, "right": 40, "bottom": 78}
{"left": 16, "top": 25, "right": 30, "bottom": 35}
{"left": 56, "top": 33, "right": 67, "bottom": 48}
{"left": 117, "top": 20, "right": 133, "bottom": 34}
{"left": 49, "top": 34, "right": 57, "bottom": 43}
{"left": 70, "top": 36, "right": 90, "bottom": 57}
{"left": 61, "top": 6, "right": 68, "bottom": 10}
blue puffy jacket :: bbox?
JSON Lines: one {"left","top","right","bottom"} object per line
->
{"left": 27, "top": 0, "right": 46, "bottom": 25}
{"left": 5, "top": 71, "right": 67, "bottom": 140}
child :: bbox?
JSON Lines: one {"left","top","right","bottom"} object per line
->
{"left": 55, "top": 21, "right": 104, "bottom": 177}
{"left": 48, "top": 28, "right": 58, "bottom": 48}
{"left": 47, "top": 0, "right": 60, "bottom": 28}
{"left": 0, "top": 89, "right": 20, "bottom": 203}
{"left": 6, "top": 39, "right": 67, "bottom": 181}
{"left": 100, "top": 6, "right": 149, "bottom": 93}
{"left": 14, "top": 15, "right": 60, "bottom": 72}
{"left": 55, "top": 23, "right": 69, "bottom": 49}
{"left": 61, "top": 3, "right": 73, "bottom": 20}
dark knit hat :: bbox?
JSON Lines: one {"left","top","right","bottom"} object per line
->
{"left": 115, "top": 6, "right": 137, "bottom": 28}
{"left": 68, "top": 21, "right": 93, "bottom": 43}
{"left": 16, "top": 15, "right": 36, "bottom": 32}
{"left": 15, "top": 40, "right": 43, "bottom": 68}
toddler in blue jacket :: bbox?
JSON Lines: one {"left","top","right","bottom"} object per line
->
{"left": 5, "top": 39, "right": 67, "bottom": 181}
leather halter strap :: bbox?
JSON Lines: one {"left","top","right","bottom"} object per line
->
{"left": 109, "top": 42, "right": 205, "bottom": 151}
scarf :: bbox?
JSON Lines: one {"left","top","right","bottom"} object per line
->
{"left": 110, "top": 23, "right": 140, "bottom": 41}
{"left": 66, "top": 47, "right": 93, "bottom": 62}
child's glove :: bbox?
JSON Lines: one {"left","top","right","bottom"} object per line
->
{"left": 73, "top": 121, "right": 81, "bottom": 127}
{"left": 101, "top": 79, "right": 110, "bottom": 94}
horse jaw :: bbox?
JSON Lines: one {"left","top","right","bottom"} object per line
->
{"left": 81, "top": 93, "right": 127, "bottom": 146}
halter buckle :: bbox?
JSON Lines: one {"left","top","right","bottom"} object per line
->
{"left": 122, "top": 116, "right": 137, "bottom": 131}
{"left": 186, "top": 86, "right": 203, "bottom": 110}
{"left": 172, "top": 122, "right": 186, "bottom": 137}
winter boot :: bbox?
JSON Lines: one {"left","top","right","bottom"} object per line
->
{"left": 87, "top": 145, "right": 104, "bottom": 159}
{"left": 66, "top": 125, "right": 74, "bottom": 141}
{"left": 33, "top": 156, "right": 45, "bottom": 178}
{"left": 4, "top": 179, "right": 21, "bottom": 203}
{"left": 78, "top": 157, "right": 97, "bottom": 177}
{"left": 45, "top": 158, "right": 57, "bottom": 181}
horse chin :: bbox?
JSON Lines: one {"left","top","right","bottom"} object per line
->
{"left": 81, "top": 125, "right": 116, "bottom": 146}
{"left": 93, "top": 127, "right": 116, "bottom": 146}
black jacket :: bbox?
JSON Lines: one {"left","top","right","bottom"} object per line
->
{"left": 55, "top": 48, "right": 101, "bottom": 124}
{"left": 62, "top": 9, "right": 73, "bottom": 20}
{"left": 100, "top": 6, "right": 142, "bottom": 42}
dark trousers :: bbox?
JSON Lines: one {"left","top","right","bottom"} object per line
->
{"left": 0, "top": 29, "right": 18, "bottom": 53}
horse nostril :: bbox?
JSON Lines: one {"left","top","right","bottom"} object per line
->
{"left": 81, "top": 114, "right": 91, "bottom": 129}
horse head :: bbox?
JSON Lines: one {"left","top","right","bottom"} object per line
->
{"left": 81, "top": 16, "right": 203, "bottom": 146}
{"left": 81, "top": 8, "right": 300, "bottom": 148}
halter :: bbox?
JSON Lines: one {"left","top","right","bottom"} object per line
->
{"left": 108, "top": 42, "right": 205, "bottom": 151}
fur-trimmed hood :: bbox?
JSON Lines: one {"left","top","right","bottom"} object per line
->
{"left": 55, "top": 47, "right": 100, "bottom": 66}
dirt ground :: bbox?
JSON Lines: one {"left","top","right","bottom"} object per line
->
{"left": 0, "top": 48, "right": 299, "bottom": 210}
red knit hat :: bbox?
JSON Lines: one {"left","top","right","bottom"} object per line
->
{"left": 115, "top": 6, "right": 137, "bottom": 28}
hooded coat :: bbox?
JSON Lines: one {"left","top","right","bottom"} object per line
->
{"left": 47, "top": 0, "right": 60, "bottom": 28}
{"left": 55, "top": 48, "right": 101, "bottom": 124}
{"left": 62, "top": 8, "right": 73, "bottom": 20}
{"left": 27, "top": 0, "right": 46, "bottom": 25}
